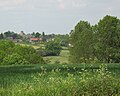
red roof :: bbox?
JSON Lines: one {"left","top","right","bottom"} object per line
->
{"left": 30, "top": 38, "right": 42, "bottom": 41}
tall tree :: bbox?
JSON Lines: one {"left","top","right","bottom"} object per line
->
{"left": 31, "top": 32, "right": 36, "bottom": 37}
{"left": 95, "top": 15, "right": 120, "bottom": 63}
{"left": 35, "top": 32, "right": 41, "bottom": 38}
{"left": 42, "top": 32, "right": 45, "bottom": 37}
{"left": 42, "top": 32, "right": 46, "bottom": 42}
{"left": 0, "top": 33, "right": 4, "bottom": 39}
{"left": 69, "top": 21, "right": 94, "bottom": 64}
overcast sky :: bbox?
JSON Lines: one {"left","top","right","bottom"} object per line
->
{"left": 0, "top": 0, "right": 120, "bottom": 34}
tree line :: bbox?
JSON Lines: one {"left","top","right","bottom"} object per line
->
{"left": 70, "top": 15, "right": 120, "bottom": 63}
{"left": 0, "top": 31, "right": 69, "bottom": 45}
{"left": 0, "top": 40, "right": 45, "bottom": 65}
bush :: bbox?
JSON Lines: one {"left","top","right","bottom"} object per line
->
{"left": 0, "top": 40, "right": 15, "bottom": 50}
{"left": 13, "top": 45, "right": 45, "bottom": 64}
{"left": 36, "top": 48, "right": 46, "bottom": 56}
{"left": 0, "top": 64, "right": 119, "bottom": 95}
{"left": 0, "top": 50, "right": 6, "bottom": 63}
{"left": 0, "top": 40, "right": 45, "bottom": 65}
{"left": 45, "top": 41, "right": 62, "bottom": 56}
{"left": 26, "top": 53, "right": 45, "bottom": 64}
{"left": 2, "top": 53, "right": 29, "bottom": 65}
{"left": 0, "top": 40, "right": 15, "bottom": 56}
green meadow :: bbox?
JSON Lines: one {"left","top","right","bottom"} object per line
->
{"left": 43, "top": 49, "right": 69, "bottom": 64}
{"left": 0, "top": 63, "right": 120, "bottom": 96}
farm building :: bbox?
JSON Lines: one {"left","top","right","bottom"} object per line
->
{"left": 30, "top": 37, "right": 42, "bottom": 42}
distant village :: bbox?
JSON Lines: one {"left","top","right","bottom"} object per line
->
{"left": 0, "top": 30, "right": 69, "bottom": 47}
{"left": 0, "top": 31, "right": 56, "bottom": 43}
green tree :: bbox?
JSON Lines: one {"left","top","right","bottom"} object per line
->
{"left": 13, "top": 45, "right": 45, "bottom": 64}
{"left": 0, "top": 40, "right": 15, "bottom": 55}
{"left": 45, "top": 41, "right": 62, "bottom": 56}
{"left": 0, "top": 40, "right": 45, "bottom": 65}
{"left": 4, "top": 31, "right": 11, "bottom": 37}
{"left": 42, "top": 32, "right": 46, "bottom": 42}
{"left": 31, "top": 32, "right": 36, "bottom": 37}
{"left": 95, "top": 15, "right": 120, "bottom": 63}
{"left": 42, "top": 32, "right": 45, "bottom": 37}
{"left": 0, "top": 50, "right": 6, "bottom": 63}
{"left": 28, "top": 53, "right": 45, "bottom": 64}
{"left": 69, "top": 21, "right": 94, "bottom": 64}
{"left": 54, "top": 34, "right": 69, "bottom": 47}
{"left": 2, "top": 53, "right": 29, "bottom": 65}
{"left": 0, "top": 40, "right": 15, "bottom": 64}
{"left": 35, "top": 32, "right": 41, "bottom": 38}
{"left": 0, "top": 33, "right": 4, "bottom": 39}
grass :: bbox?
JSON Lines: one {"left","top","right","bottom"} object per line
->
{"left": 1, "top": 43, "right": 120, "bottom": 95}
{"left": 16, "top": 43, "right": 45, "bottom": 49}
{"left": 0, "top": 63, "right": 120, "bottom": 74}
{"left": 16, "top": 42, "right": 69, "bottom": 64}
{"left": 43, "top": 50, "right": 69, "bottom": 64}
{"left": 0, "top": 63, "right": 120, "bottom": 96}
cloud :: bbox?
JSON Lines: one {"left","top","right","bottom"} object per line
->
{"left": 99, "top": 0, "right": 120, "bottom": 15}
{"left": 57, "top": 0, "right": 87, "bottom": 10}
{"left": 0, "top": 0, "right": 88, "bottom": 11}
{"left": 0, "top": 0, "right": 25, "bottom": 9}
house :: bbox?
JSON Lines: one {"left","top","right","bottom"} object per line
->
{"left": 30, "top": 37, "right": 42, "bottom": 42}
{"left": 19, "top": 31, "right": 26, "bottom": 36}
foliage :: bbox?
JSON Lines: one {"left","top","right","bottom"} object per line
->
{"left": 27, "top": 52, "right": 45, "bottom": 64}
{"left": 13, "top": 45, "right": 45, "bottom": 64}
{"left": 31, "top": 32, "right": 41, "bottom": 38}
{"left": 0, "top": 50, "right": 6, "bottom": 63}
{"left": 45, "top": 41, "right": 62, "bottom": 56}
{"left": 70, "top": 15, "right": 120, "bottom": 64}
{"left": 0, "top": 64, "right": 120, "bottom": 96}
{"left": 2, "top": 53, "right": 29, "bottom": 65}
{"left": 0, "top": 33, "right": 4, "bottom": 39}
{"left": 70, "top": 21, "right": 94, "bottom": 64}
{"left": 0, "top": 40, "right": 45, "bottom": 65}
{"left": 13, "top": 45, "right": 36, "bottom": 57}
{"left": 0, "top": 40, "right": 15, "bottom": 55}
{"left": 4, "top": 31, "right": 21, "bottom": 39}
{"left": 0, "top": 40, "right": 15, "bottom": 63}
{"left": 43, "top": 49, "right": 69, "bottom": 64}
{"left": 0, "top": 40, "right": 15, "bottom": 50}
{"left": 54, "top": 34, "right": 69, "bottom": 47}
{"left": 95, "top": 15, "right": 120, "bottom": 63}
{"left": 36, "top": 48, "right": 46, "bottom": 56}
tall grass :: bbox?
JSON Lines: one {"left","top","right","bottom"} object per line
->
{"left": 0, "top": 64, "right": 120, "bottom": 96}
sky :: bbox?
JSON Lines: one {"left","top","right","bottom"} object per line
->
{"left": 0, "top": 0, "right": 120, "bottom": 34}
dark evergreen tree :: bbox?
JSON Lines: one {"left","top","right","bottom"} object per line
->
{"left": 0, "top": 33, "right": 4, "bottom": 39}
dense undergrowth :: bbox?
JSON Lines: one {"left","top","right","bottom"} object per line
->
{"left": 0, "top": 64, "right": 120, "bottom": 96}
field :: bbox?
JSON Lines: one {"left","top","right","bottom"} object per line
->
{"left": 18, "top": 42, "right": 70, "bottom": 64}
{"left": 1, "top": 43, "right": 120, "bottom": 95}
{"left": 17, "top": 43, "right": 45, "bottom": 49}
{"left": 0, "top": 63, "right": 120, "bottom": 96}
{"left": 43, "top": 49, "right": 69, "bottom": 64}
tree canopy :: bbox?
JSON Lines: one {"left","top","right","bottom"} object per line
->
{"left": 45, "top": 41, "right": 62, "bottom": 56}
{"left": 0, "top": 40, "right": 45, "bottom": 65}
{"left": 69, "top": 15, "right": 120, "bottom": 64}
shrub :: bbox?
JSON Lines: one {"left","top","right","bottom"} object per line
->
{"left": 0, "top": 40, "right": 15, "bottom": 56}
{"left": 2, "top": 53, "right": 29, "bottom": 65}
{"left": 13, "top": 45, "right": 45, "bottom": 64}
{"left": 45, "top": 41, "right": 62, "bottom": 56}
{"left": 0, "top": 51, "right": 6, "bottom": 64}
{"left": 26, "top": 53, "right": 45, "bottom": 64}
